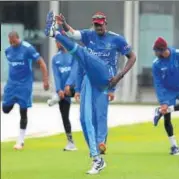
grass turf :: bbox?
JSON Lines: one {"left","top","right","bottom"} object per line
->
{"left": 2, "top": 119, "right": 179, "bottom": 179}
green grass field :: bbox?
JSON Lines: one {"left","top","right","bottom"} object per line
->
{"left": 2, "top": 119, "right": 179, "bottom": 179}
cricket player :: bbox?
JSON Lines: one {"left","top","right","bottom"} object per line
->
{"left": 44, "top": 11, "right": 136, "bottom": 174}
{"left": 58, "top": 12, "right": 136, "bottom": 154}
{"left": 152, "top": 37, "right": 179, "bottom": 155}
{"left": 47, "top": 41, "right": 77, "bottom": 151}
{"left": 2, "top": 31, "right": 49, "bottom": 150}
{"left": 62, "top": 12, "right": 115, "bottom": 155}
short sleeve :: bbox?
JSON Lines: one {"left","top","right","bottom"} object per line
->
{"left": 79, "top": 29, "right": 92, "bottom": 46}
{"left": 28, "top": 45, "right": 40, "bottom": 61}
{"left": 116, "top": 36, "right": 132, "bottom": 56}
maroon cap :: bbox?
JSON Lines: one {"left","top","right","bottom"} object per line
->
{"left": 92, "top": 12, "right": 107, "bottom": 25}
{"left": 153, "top": 37, "right": 168, "bottom": 51}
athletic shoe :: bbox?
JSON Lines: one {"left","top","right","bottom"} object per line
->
{"left": 153, "top": 107, "right": 163, "bottom": 126}
{"left": 13, "top": 143, "right": 24, "bottom": 150}
{"left": 64, "top": 142, "right": 77, "bottom": 151}
{"left": 44, "top": 11, "right": 56, "bottom": 37}
{"left": 86, "top": 158, "right": 106, "bottom": 175}
{"left": 170, "top": 146, "right": 179, "bottom": 155}
{"left": 47, "top": 94, "right": 60, "bottom": 107}
{"left": 99, "top": 143, "right": 106, "bottom": 155}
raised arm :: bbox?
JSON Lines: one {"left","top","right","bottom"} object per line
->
{"left": 56, "top": 14, "right": 82, "bottom": 40}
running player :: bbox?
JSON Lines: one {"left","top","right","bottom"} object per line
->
{"left": 2, "top": 31, "right": 49, "bottom": 150}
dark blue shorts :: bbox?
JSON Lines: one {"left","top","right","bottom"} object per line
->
{"left": 2, "top": 83, "right": 33, "bottom": 108}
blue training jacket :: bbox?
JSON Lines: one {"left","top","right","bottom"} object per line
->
{"left": 52, "top": 50, "right": 77, "bottom": 94}
{"left": 152, "top": 47, "right": 179, "bottom": 105}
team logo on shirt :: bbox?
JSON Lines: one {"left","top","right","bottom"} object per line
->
{"left": 8, "top": 61, "right": 25, "bottom": 67}
{"left": 161, "top": 67, "right": 167, "bottom": 71}
{"left": 87, "top": 48, "right": 110, "bottom": 57}
{"left": 32, "top": 52, "right": 39, "bottom": 59}
{"left": 105, "top": 43, "right": 112, "bottom": 50}
{"left": 89, "top": 41, "right": 95, "bottom": 45}
{"left": 59, "top": 66, "right": 71, "bottom": 73}
{"left": 56, "top": 61, "right": 61, "bottom": 64}
{"left": 161, "top": 67, "right": 167, "bottom": 79}
{"left": 123, "top": 44, "right": 131, "bottom": 51}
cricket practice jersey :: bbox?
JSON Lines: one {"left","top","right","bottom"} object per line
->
{"left": 52, "top": 51, "right": 77, "bottom": 92}
{"left": 80, "top": 29, "right": 132, "bottom": 77}
{"left": 5, "top": 41, "right": 40, "bottom": 85}
{"left": 152, "top": 47, "right": 179, "bottom": 104}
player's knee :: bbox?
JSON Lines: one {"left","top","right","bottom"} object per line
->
{"left": 2, "top": 106, "right": 12, "bottom": 114}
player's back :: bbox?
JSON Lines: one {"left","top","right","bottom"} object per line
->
{"left": 5, "top": 41, "right": 37, "bottom": 85}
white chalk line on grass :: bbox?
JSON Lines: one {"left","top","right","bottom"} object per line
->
{"left": 1, "top": 104, "right": 178, "bottom": 142}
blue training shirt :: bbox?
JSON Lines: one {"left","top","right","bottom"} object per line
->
{"left": 5, "top": 41, "right": 40, "bottom": 85}
{"left": 152, "top": 47, "right": 179, "bottom": 105}
{"left": 80, "top": 29, "right": 131, "bottom": 75}
{"left": 52, "top": 51, "right": 77, "bottom": 93}
{"left": 76, "top": 29, "right": 132, "bottom": 92}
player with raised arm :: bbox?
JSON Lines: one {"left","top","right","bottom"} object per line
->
{"left": 2, "top": 31, "right": 49, "bottom": 150}
{"left": 152, "top": 37, "right": 179, "bottom": 155}
{"left": 47, "top": 40, "right": 77, "bottom": 151}
{"left": 58, "top": 12, "right": 136, "bottom": 153}
{"left": 44, "top": 11, "right": 136, "bottom": 174}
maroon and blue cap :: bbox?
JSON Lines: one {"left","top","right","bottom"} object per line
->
{"left": 153, "top": 37, "right": 168, "bottom": 52}
{"left": 92, "top": 12, "right": 107, "bottom": 25}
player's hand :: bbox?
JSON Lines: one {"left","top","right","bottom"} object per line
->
{"left": 58, "top": 90, "right": 65, "bottom": 100}
{"left": 64, "top": 85, "right": 71, "bottom": 96}
{"left": 43, "top": 80, "right": 49, "bottom": 91}
{"left": 74, "top": 92, "right": 80, "bottom": 102}
{"left": 55, "top": 13, "right": 66, "bottom": 25}
{"left": 108, "top": 92, "right": 115, "bottom": 101}
{"left": 109, "top": 74, "right": 123, "bottom": 88}
{"left": 160, "top": 104, "right": 168, "bottom": 115}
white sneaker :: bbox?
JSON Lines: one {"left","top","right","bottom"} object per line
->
{"left": 47, "top": 94, "right": 60, "bottom": 107}
{"left": 13, "top": 143, "right": 24, "bottom": 150}
{"left": 64, "top": 142, "right": 77, "bottom": 151}
{"left": 87, "top": 158, "right": 106, "bottom": 175}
